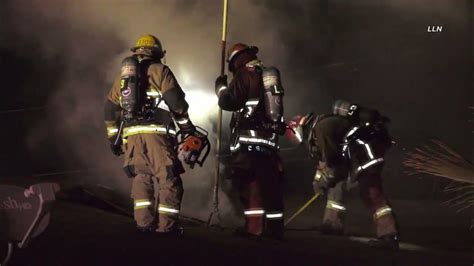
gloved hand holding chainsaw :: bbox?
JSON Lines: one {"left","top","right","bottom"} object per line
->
{"left": 176, "top": 126, "right": 211, "bottom": 169}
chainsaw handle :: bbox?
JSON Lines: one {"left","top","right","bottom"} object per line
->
{"left": 176, "top": 126, "right": 208, "bottom": 144}
{"left": 196, "top": 138, "right": 211, "bottom": 167}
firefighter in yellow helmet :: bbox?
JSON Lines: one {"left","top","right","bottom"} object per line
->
{"left": 104, "top": 34, "right": 197, "bottom": 236}
{"left": 215, "top": 43, "right": 286, "bottom": 239}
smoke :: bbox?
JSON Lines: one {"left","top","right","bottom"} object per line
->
{"left": 1, "top": 0, "right": 471, "bottom": 225}
{"left": 0, "top": 0, "right": 289, "bottom": 223}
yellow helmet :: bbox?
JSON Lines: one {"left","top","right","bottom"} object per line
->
{"left": 131, "top": 34, "right": 164, "bottom": 58}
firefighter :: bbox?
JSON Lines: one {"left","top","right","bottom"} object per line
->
{"left": 215, "top": 43, "right": 286, "bottom": 239}
{"left": 290, "top": 101, "right": 399, "bottom": 249}
{"left": 104, "top": 34, "right": 197, "bottom": 236}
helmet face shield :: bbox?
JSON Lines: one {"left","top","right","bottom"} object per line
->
{"left": 227, "top": 43, "right": 259, "bottom": 63}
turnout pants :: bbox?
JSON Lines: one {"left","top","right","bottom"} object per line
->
{"left": 124, "top": 134, "right": 184, "bottom": 232}
{"left": 231, "top": 151, "right": 284, "bottom": 237}
{"left": 314, "top": 114, "right": 397, "bottom": 237}
{"left": 322, "top": 169, "right": 398, "bottom": 238}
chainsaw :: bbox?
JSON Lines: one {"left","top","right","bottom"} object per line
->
{"left": 176, "top": 126, "right": 211, "bottom": 169}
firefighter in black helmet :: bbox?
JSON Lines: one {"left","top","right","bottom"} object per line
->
{"left": 215, "top": 43, "right": 286, "bottom": 239}
{"left": 289, "top": 101, "right": 399, "bottom": 249}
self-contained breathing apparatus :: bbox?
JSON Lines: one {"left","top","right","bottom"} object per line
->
{"left": 332, "top": 100, "right": 392, "bottom": 149}
{"left": 229, "top": 63, "right": 286, "bottom": 154}
{"left": 288, "top": 100, "right": 392, "bottom": 161}
{"left": 112, "top": 56, "right": 211, "bottom": 168}
{"left": 111, "top": 56, "right": 175, "bottom": 155}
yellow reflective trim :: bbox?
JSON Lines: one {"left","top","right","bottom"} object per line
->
{"left": 266, "top": 212, "right": 284, "bottom": 219}
{"left": 374, "top": 206, "right": 392, "bottom": 219}
{"left": 244, "top": 209, "right": 265, "bottom": 216}
{"left": 135, "top": 201, "right": 152, "bottom": 207}
{"left": 134, "top": 199, "right": 152, "bottom": 210}
{"left": 123, "top": 124, "right": 168, "bottom": 138}
{"left": 107, "top": 127, "right": 119, "bottom": 138}
{"left": 146, "top": 91, "right": 160, "bottom": 97}
{"left": 158, "top": 204, "right": 180, "bottom": 215}
{"left": 326, "top": 200, "right": 346, "bottom": 211}
{"left": 314, "top": 170, "right": 322, "bottom": 181}
{"left": 134, "top": 205, "right": 150, "bottom": 210}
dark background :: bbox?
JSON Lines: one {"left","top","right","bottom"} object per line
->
{"left": 0, "top": 0, "right": 472, "bottom": 226}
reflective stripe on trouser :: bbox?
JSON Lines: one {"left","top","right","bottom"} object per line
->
{"left": 265, "top": 211, "right": 284, "bottom": 220}
{"left": 243, "top": 180, "right": 265, "bottom": 236}
{"left": 134, "top": 199, "right": 153, "bottom": 210}
{"left": 242, "top": 208, "right": 284, "bottom": 237}
{"left": 322, "top": 182, "right": 346, "bottom": 231}
{"left": 233, "top": 152, "right": 284, "bottom": 237}
{"left": 358, "top": 173, "right": 398, "bottom": 238}
{"left": 244, "top": 208, "right": 265, "bottom": 235}
{"left": 158, "top": 204, "right": 180, "bottom": 215}
{"left": 244, "top": 208, "right": 265, "bottom": 216}
{"left": 131, "top": 174, "right": 156, "bottom": 228}
{"left": 266, "top": 210, "right": 284, "bottom": 238}
{"left": 127, "top": 134, "right": 184, "bottom": 232}
{"left": 373, "top": 205, "right": 397, "bottom": 237}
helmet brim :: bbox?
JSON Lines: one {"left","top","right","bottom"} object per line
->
{"left": 227, "top": 46, "right": 259, "bottom": 63}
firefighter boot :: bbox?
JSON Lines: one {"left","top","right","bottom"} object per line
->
{"left": 234, "top": 227, "right": 262, "bottom": 241}
{"left": 156, "top": 226, "right": 184, "bottom": 238}
{"left": 136, "top": 224, "right": 157, "bottom": 234}
{"left": 368, "top": 234, "right": 399, "bottom": 250}
{"left": 320, "top": 182, "right": 346, "bottom": 235}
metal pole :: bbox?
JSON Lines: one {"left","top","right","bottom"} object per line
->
{"left": 284, "top": 193, "right": 321, "bottom": 227}
{"left": 208, "top": 0, "right": 228, "bottom": 227}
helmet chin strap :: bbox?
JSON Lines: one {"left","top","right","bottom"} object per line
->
{"left": 136, "top": 55, "right": 148, "bottom": 63}
{"left": 134, "top": 48, "right": 165, "bottom": 63}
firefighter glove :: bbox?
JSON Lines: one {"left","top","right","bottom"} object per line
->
{"left": 174, "top": 114, "right": 197, "bottom": 135}
{"left": 110, "top": 143, "right": 123, "bottom": 156}
{"left": 313, "top": 177, "right": 327, "bottom": 195}
{"left": 179, "top": 121, "right": 196, "bottom": 135}
{"left": 215, "top": 75, "right": 228, "bottom": 96}
{"left": 312, "top": 167, "right": 337, "bottom": 195}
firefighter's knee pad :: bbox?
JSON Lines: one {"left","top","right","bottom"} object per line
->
{"left": 123, "top": 164, "right": 153, "bottom": 178}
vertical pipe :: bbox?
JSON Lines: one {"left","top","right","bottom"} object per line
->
{"left": 208, "top": 0, "right": 229, "bottom": 227}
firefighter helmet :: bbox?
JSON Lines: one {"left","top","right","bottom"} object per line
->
{"left": 333, "top": 99, "right": 358, "bottom": 117}
{"left": 131, "top": 34, "right": 165, "bottom": 59}
{"left": 227, "top": 43, "right": 259, "bottom": 64}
